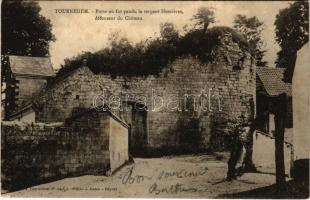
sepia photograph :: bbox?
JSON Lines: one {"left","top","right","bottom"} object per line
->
{"left": 1, "top": 0, "right": 309, "bottom": 198}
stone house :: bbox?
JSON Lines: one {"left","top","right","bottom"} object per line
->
{"left": 1, "top": 57, "right": 131, "bottom": 191}
{"left": 256, "top": 67, "right": 293, "bottom": 135}
{"left": 254, "top": 67, "right": 293, "bottom": 175}
{"left": 33, "top": 33, "right": 256, "bottom": 156}
{"left": 2, "top": 56, "right": 55, "bottom": 120}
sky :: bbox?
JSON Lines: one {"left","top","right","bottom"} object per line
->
{"left": 39, "top": 1, "right": 292, "bottom": 69}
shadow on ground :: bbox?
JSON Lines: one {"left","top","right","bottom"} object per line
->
{"left": 218, "top": 179, "right": 309, "bottom": 199}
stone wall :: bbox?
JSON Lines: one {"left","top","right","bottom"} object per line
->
{"left": 1, "top": 109, "right": 129, "bottom": 191}
{"left": 4, "top": 73, "right": 48, "bottom": 118}
{"left": 15, "top": 76, "right": 47, "bottom": 109}
{"left": 36, "top": 33, "right": 256, "bottom": 153}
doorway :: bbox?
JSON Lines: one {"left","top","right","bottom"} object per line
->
{"left": 122, "top": 101, "right": 148, "bottom": 156}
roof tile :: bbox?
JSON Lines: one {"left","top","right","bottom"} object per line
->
{"left": 256, "top": 67, "right": 292, "bottom": 96}
{"left": 8, "top": 55, "right": 55, "bottom": 77}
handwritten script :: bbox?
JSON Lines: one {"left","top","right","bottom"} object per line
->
{"left": 119, "top": 166, "right": 209, "bottom": 194}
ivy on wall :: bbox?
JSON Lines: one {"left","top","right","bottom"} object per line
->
{"left": 56, "top": 26, "right": 249, "bottom": 79}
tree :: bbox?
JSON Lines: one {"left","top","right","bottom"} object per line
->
{"left": 1, "top": 0, "right": 55, "bottom": 57}
{"left": 192, "top": 7, "right": 215, "bottom": 32}
{"left": 274, "top": 1, "right": 309, "bottom": 68}
{"left": 233, "top": 15, "right": 267, "bottom": 67}
{"left": 58, "top": 9, "right": 250, "bottom": 78}
{"left": 160, "top": 22, "right": 179, "bottom": 44}
{"left": 1, "top": 0, "right": 55, "bottom": 116}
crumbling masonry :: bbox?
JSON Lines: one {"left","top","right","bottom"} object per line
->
{"left": 35, "top": 33, "right": 256, "bottom": 155}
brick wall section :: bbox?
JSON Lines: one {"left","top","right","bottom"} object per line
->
{"left": 36, "top": 33, "right": 256, "bottom": 152}
{"left": 1, "top": 110, "right": 119, "bottom": 191}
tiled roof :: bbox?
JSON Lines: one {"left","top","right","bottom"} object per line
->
{"left": 256, "top": 67, "right": 292, "bottom": 96}
{"left": 8, "top": 55, "right": 55, "bottom": 77}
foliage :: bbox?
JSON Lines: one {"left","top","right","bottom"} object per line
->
{"left": 160, "top": 22, "right": 180, "bottom": 44}
{"left": 1, "top": 0, "right": 55, "bottom": 57}
{"left": 58, "top": 26, "right": 249, "bottom": 78}
{"left": 179, "top": 26, "right": 248, "bottom": 63}
{"left": 233, "top": 15, "right": 267, "bottom": 67}
{"left": 57, "top": 7, "right": 249, "bottom": 78}
{"left": 210, "top": 114, "right": 250, "bottom": 151}
{"left": 1, "top": 0, "right": 55, "bottom": 93}
{"left": 274, "top": 1, "right": 309, "bottom": 68}
{"left": 191, "top": 7, "right": 215, "bottom": 32}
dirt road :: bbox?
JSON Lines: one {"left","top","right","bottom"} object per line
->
{"left": 4, "top": 153, "right": 278, "bottom": 198}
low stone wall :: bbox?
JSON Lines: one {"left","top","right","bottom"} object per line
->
{"left": 1, "top": 109, "right": 128, "bottom": 192}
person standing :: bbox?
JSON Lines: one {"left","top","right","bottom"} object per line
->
{"left": 226, "top": 115, "right": 253, "bottom": 180}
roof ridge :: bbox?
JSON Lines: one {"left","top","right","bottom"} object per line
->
{"left": 8, "top": 55, "right": 51, "bottom": 59}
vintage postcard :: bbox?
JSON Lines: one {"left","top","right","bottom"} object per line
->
{"left": 1, "top": 0, "right": 309, "bottom": 198}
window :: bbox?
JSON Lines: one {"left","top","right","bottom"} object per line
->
{"left": 76, "top": 95, "right": 79, "bottom": 100}
{"left": 233, "top": 64, "right": 241, "bottom": 71}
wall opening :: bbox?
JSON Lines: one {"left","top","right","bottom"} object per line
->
{"left": 130, "top": 102, "right": 148, "bottom": 156}
{"left": 179, "top": 118, "right": 201, "bottom": 147}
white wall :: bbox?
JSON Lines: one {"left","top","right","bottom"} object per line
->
{"left": 19, "top": 111, "right": 36, "bottom": 122}
{"left": 10, "top": 110, "right": 36, "bottom": 122}
{"left": 253, "top": 131, "right": 292, "bottom": 175}
{"left": 269, "top": 113, "right": 275, "bottom": 136}
{"left": 109, "top": 117, "right": 129, "bottom": 173}
{"left": 292, "top": 43, "right": 310, "bottom": 161}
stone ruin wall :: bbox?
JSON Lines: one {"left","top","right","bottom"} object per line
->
{"left": 36, "top": 34, "right": 256, "bottom": 152}
{"left": 1, "top": 111, "right": 113, "bottom": 191}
